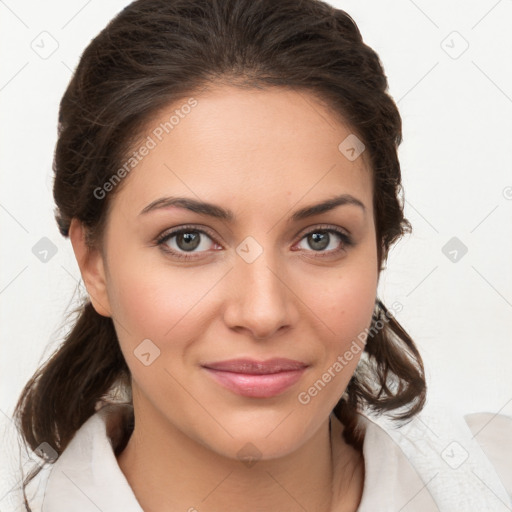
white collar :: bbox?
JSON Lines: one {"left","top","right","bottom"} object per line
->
{"left": 35, "top": 403, "right": 510, "bottom": 512}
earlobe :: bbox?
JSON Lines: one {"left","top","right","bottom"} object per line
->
{"left": 69, "top": 218, "right": 112, "bottom": 317}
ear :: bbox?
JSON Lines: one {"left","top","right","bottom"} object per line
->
{"left": 69, "top": 218, "right": 112, "bottom": 317}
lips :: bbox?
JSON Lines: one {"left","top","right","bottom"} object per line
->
{"left": 202, "top": 358, "right": 308, "bottom": 374}
{"left": 201, "top": 358, "right": 309, "bottom": 398}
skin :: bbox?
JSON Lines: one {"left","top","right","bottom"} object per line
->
{"left": 70, "top": 85, "right": 379, "bottom": 512}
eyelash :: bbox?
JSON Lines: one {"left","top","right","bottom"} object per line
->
{"left": 155, "top": 224, "right": 354, "bottom": 261}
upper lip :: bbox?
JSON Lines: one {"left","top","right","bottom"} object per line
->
{"left": 202, "top": 358, "right": 309, "bottom": 374}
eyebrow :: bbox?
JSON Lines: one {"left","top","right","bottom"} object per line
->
{"left": 139, "top": 194, "right": 366, "bottom": 222}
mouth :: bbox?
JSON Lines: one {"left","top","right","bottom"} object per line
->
{"left": 201, "top": 358, "right": 309, "bottom": 398}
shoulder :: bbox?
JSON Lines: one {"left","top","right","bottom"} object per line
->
{"left": 355, "top": 404, "right": 512, "bottom": 510}
{"left": 25, "top": 403, "right": 137, "bottom": 512}
{"left": 464, "top": 411, "right": 512, "bottom": 498}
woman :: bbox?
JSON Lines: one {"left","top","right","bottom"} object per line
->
{"left": 13, "top": 0, "right": 511, "bottom": 510}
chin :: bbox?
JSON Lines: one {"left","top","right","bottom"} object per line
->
{"left": 192, "top": 409, "right": 320, "bottom": 462}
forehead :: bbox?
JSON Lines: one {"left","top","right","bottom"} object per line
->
{"left": 109, "top": 85, "right": 373, "bottom": 218}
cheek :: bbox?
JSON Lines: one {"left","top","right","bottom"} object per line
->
{"left": 105, "top": 245, "right": 230, "bottom": 367}
{"left": 306, "top": 275, "right": 376, "bottom": 384}
{"left": 104, "top": 242, "right": 196, "bottom": 343}
{"left": 333, "top": 243, "right": 379, "bottom": 337}
{"left": 106, "top": 261, "right": 211, "bottom": 406}
{"left": 107, "top": 233, "right": 378, "bottom": 347}
{"left": 331, "top": 275, "right": 377, "bottom": 339}
{"left": 297, "top": 257, "right": 378, "bottom": 343}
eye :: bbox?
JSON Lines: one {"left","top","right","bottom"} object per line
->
{"left": 155, "top": 224, "right": 354, "bottom": 261}
{"left": 156, "top": 226, "right": 220, "bottom": 260}
{"left": 293, "top": 226, "right": 353, "bottom": 257}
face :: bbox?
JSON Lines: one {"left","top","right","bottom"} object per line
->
{"left": 82, "top": 85, "right": 379, "bottom": 460}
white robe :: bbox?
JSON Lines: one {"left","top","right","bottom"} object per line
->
{"left": 23, "top": 403, "right": 512, "bottom": 511}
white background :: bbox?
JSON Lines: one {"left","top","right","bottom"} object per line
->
{"left": 1, "top": 0, "right": 512, "bottom": 508}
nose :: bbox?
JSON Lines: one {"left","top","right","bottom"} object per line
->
{"left": 222, "top": 249, "right": 298, "bottom": 340}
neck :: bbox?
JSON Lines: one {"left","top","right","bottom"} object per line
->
{"left": 116, "top": 399, "right": 363, "bottom": 512}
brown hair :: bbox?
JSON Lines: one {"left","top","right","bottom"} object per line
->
{"left": 14, "top": 0, "right": 426, "bottom": 508}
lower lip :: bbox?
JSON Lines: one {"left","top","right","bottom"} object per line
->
{"left": 203, "top": 368, "right": 307, "bottom": 398}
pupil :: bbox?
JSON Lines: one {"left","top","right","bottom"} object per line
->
{"left": 178, "top": 232, "right": 200, "bottom": 251}
{"left": 309, "top": 232, "right": 328, "bottom": 251}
